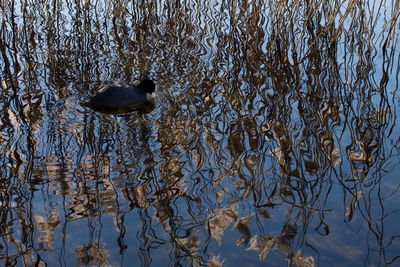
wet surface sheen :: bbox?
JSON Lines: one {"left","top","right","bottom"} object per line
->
{"left": 0, "top": 0, "right": 400, "bottom": 266}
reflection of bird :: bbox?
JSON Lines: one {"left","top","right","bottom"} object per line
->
{"left": 83, "top": 79, "right": 156, "bottom": 113}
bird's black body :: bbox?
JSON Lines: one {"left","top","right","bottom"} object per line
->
{"left": 84, "top": 79, "right": 156, "bottom": 113}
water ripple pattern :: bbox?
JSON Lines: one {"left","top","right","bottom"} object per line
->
{"left": 0, "top": 0, "right": 399, "bottom": 266}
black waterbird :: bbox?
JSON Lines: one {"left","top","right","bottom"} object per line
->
{"left": 83, "top": 79, "right": 156, "bottom": 113}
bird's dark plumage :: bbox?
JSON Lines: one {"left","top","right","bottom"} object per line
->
{"left": 84, "top": 79, "right": 156, "bottom": 113}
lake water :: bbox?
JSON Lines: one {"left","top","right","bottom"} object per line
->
{"left": 0, "top": 0, "right": 400, "bottom": 266}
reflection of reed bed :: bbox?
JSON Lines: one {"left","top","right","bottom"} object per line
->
{"left": 0, "top": 0, "right": 399, "bottom": 266}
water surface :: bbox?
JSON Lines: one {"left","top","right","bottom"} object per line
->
{"left": 0, "top": 0, "right": 400, "bottom": 266}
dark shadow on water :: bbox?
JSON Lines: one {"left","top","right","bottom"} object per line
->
{"left": 81, "top": 100, "right": 156, "bottom": 115}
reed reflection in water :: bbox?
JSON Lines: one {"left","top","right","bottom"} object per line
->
{"left": 0, "top": 0, "right": 400, "bottom": 266}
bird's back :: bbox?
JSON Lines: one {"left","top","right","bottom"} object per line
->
{"left": 88, "top": 84, "right": 146, "bottom": 109}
